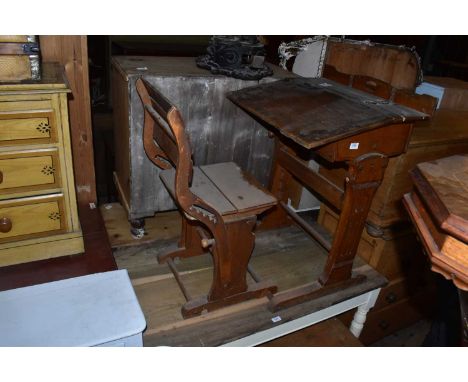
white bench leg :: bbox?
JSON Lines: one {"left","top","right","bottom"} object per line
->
{"left": 349, "top": 288, "right": 381, "bottom": 338}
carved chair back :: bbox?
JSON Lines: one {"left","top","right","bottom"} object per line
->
{"left": 136, "top": 77, "right": 222, "bottom": 228}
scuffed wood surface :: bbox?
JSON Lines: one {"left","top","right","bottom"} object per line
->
{"left": 112, "top": 56, "right": 293, "bottom": 219}
{"left": 417, "top": 155, "right": 468, "bottom": 224}
{"left": 161, "top": 162, "right": 276, "bottom": 215}
{"left": 228, "top": 78, "right": 429, "bottom": 149}
{"left": 413, "top": 154, "right": 468, "bottom": 242}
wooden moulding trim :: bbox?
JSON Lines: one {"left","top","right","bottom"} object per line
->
{"left": 410, "top": 168, "right": 468, "bottom": 243}
{"left": 403, "top": 193, "right": 468, "bottom": 291}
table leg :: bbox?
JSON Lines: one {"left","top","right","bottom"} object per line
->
{"left": 319, "top": 153, "right": 389, "bottom": 286}
{"left": 349, "top": 288, "right": 380, "bottom": 337}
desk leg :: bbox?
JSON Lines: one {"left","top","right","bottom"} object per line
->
{"left": 259, "top": 141, "right": 298, "bottom": 230}
{"left": 319, "top": 153, "right": 389, "bottom": 286}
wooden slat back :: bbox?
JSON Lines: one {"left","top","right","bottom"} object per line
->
{"left": 136, "top": 77, "right": 194, "bottom": 201}
{"left": 136, "top": 78, "right": 181, "bottom": 168}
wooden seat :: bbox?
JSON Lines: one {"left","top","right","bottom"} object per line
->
{"left": 160, "top": 163, "right": 276, "bottom": 219}
{"left": 136, "top": 77, "right": 278, "bottom": 318}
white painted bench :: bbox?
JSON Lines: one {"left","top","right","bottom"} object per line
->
{"left": 0, "top": 270, "right": 146, "bottom": 347}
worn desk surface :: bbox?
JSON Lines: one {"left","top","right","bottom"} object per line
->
{"left": 228, "top": 78, "right": 429, "bottom": 149}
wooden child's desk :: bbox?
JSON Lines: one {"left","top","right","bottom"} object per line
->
{"left": 228, "top": 77, "right": 429, "bottom": 310}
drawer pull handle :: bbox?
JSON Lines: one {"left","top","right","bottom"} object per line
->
{"left": 0, "top": 217, "right": 12, "bottom": 233}
{"left": 36, "top": 122, "right": 51, "bottom": 134}
{"left": 0, "top": 170, "right": 3, "bottom": 184}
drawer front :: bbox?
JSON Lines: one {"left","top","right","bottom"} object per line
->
{"left": 0, "top": 194, "right": 66, "bottom": 243}
{"left": 0, "top": 150, "right": 60, "bottom": 194}
{"left": 0, "top": 107, "right": 57, "bottom": 145}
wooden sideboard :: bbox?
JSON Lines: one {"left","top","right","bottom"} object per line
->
{"left": 0, "top": 63, "right": 83, "bottom": 266}
{"left": 111, "top": 56, "right": 293, "bottom": 235}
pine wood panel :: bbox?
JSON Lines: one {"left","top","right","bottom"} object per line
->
{"left": 0, "top": 194, "right": 66, "bottom": 243}
{"left": 0, "top": 62, "right": 84, "bottom": 266}
{"left": 0, "top": 234, "right": 83, "bottom": 267}
{"left": 0, "top": 149, "right": 60, "bottom": 194}
{"left": 0, "top": 56, "right": 30, "bottom": 81}
{"left": 0, "top": 63, "right": 68, "bottom": 92}
{"left": 40, "top": 35, "right": 96, "bottom": 205}
{"left": 0, "top": 98, "right": 58, "bottom": 146}
{"left": 0, "top": 36, "right": 29, "bottom": 43}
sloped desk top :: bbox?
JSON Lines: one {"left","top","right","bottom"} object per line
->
{"left": 228, "top": 78, "right": 429, "bottom": 149}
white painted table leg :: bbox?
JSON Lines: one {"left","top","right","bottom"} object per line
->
{"left": 349, "top": 304, "right": 369, "bottom": 337}
{"left": 349, "top": 288, "right": 381, "bottom": 338}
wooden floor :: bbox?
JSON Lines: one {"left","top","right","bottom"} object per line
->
{"left": 104, "top": 203, "right": 384, "bottom": 346}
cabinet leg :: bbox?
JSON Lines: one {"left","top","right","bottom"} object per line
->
{"left": 130, "top": 218, "right": 146, "bottom": 239}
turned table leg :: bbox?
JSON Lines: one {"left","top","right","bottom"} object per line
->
{"left": 349, "top": 288, "right": 381, "bottom": 338}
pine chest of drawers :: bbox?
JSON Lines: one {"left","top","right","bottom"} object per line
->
{"left": 0, "top": 63, "right": 83, "bottom": 266}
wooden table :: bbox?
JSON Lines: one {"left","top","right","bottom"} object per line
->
{"left": 228, "top": 77, "right": 429, "bottom": 310}
{"left": 403, "top": 155, "right": 468, "bottom": 345}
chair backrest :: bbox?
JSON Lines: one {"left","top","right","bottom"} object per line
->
{"left": 136, "top": 77, "right": 194, "bottom": 200}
